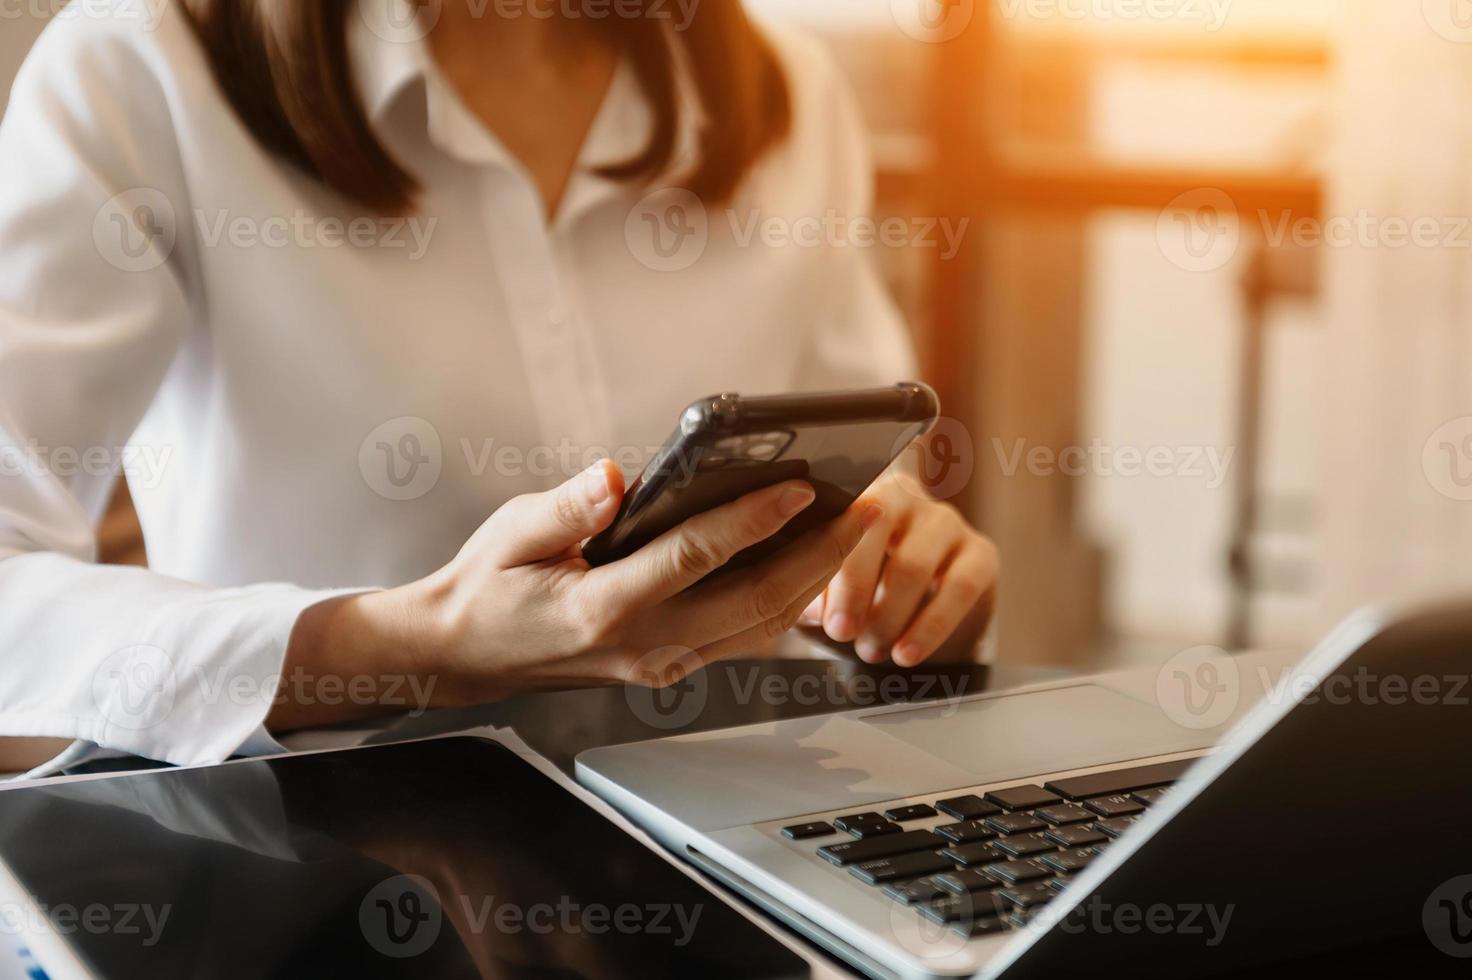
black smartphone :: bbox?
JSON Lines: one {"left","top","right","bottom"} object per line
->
{"left": 582, "top": 383, "right": 940, "bottom": 572}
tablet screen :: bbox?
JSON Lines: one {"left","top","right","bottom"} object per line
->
{"left": 0, "top": 737, "right": 807, "bottom": 979}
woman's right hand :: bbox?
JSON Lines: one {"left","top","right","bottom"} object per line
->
{"left": 272, "top": 460, "right": 882, "bottom": 730}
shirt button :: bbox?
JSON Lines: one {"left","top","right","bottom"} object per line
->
{"left": 547, "top": 306, "right": 569, "bottom": 328}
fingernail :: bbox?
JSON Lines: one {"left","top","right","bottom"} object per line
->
{"left": 855, "top": 637, "right": 882, "bottom": 663}
{"left": 798, "top": 596, "right": 824, "bottom": 626}
{"left": 778, "top": 485, "right": 816, "bottom": 518}
{"left": 859, "top": 503, "right": 884, "bottom": 530}
{"left": 584, "top": 462, "right": 611, "bottom": 505}
{"left": 893, "top": 641, "right": 922, "bottom": 667}
{"left": 826, "top": 613, "right": 856, "bottom": 643}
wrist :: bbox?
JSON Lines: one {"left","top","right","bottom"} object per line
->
{"left": 355, "top": 577, "right": 456, "bottom": 702}
{"left": 271, "top": 585, "right": 447, "bottom": 732}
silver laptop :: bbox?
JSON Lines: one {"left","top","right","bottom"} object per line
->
{"left": 578, "top": 603, "right": 1472, "bottom": 978}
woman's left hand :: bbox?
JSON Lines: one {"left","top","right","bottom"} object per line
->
{"left": 799, "top": 471, "right": 999, "bottom": 667}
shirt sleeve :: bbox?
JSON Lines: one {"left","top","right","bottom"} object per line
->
{"left": 0, "top": 16, "right": 354, "bottom": 772}
{"left": 789, "top": 41, "right": 920, "bottom": 391}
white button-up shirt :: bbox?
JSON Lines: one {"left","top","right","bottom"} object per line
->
{"left": 0, "top": 0, "right": 916, "bottom": 772}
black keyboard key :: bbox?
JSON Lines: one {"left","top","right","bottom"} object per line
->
{"left": 884, "top": 804, "right": 938, "bottom": 822}
{"left": 1040, "top": 848, "right": 1096, "bottom": 874}
{"left": 935, "top": 869, "right": 999, "bottom": 894}
{"left": 781, "top": 821, "right": 835, "bottom": 840}
{"left": 848, "top": 821, "right": 904, "bottom": 839}
{"left": 995, "top": 833, "right": 1056, "bottom": 858}
{"left": 985, "top": 859, "right": 1054, "bottom": 884}
{"left": 819, "top": 830, "right": 945, "bottom": 865}
{"left": 951, "top": 916, "right": 1009, "bottom": 938}
{"left": 833, "top": 812, "right": 887, "bottom": 833}
{"left": 883, "top": 877, "right": 950, "bottom": 905}
{"left": 940, "top": 841, "right": 1009, "bottom": 867}
{"left": 851, "top": 850, "right": 954, "bottom": 885}
{"left": 1131, "top": 786, "right": 1169, "bottom": 806}
{"left": 986, "top": 812, "right": 1045, "bottom": 835}
{"left": 1044, "top": 825, "right": 1107, "bottom": 848}
{"left": 984, "top": 785, "right": 1061, "bottom": 811}
{"left": 1094, "top": 817, "right": 1138, "bottom": 839}
{"left": 935, "top": 795, "right": 1002, "bottom": 820}
{"left": 1044, "top": 760, "right": 1193, "bottom": 801}
{"left": 934, "top": 820, "right": 998, "bottom": 844}
{"left": 1035, "top": 804, "right": 1093, "bottom": 826}
{"left": 1085, "top": 795, "right": 1145, "bottom": 819}
{"left": 998, "top": 882, "right": 1055, "bottom": 909}
{"left": 919, "top": 890, "right": 1005, "bottom": 924}
{"left": 1046, "top": 877, "right": 1070, "bottom": 894}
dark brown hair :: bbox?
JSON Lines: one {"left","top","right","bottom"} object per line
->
{"left": 180, "top": 0, "right": 791, "bottom": 212}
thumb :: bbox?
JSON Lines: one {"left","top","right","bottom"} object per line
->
{"left": 495, "top": 460, "right": 624, "bottom": 566}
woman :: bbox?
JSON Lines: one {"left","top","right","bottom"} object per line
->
{"left": 0, "top": 0, "right": 998, "bottom": 773}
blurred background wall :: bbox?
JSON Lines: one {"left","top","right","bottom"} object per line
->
{"left": 0, "top": 9, "right": 47, "bottom": 105}
{"left": 755, "top": 0, "right": 1336, "bottom": 668}
{"left": 6, "top": 1, "right": 1472, "bottom": 670}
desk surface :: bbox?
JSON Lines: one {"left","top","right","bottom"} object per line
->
{"left": 28, "top": 655, "right": 1063, "bottom": 980}
{"left": 359, "top": 656, "right": 1066, "bottom": 775}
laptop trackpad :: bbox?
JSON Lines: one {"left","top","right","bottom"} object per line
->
{"left": 860, "top": 683, "right": 1222, "bottom": 783}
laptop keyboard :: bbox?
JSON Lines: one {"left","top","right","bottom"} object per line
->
{"left": 782, "top": 759, "right": 1193, "bottom": 937}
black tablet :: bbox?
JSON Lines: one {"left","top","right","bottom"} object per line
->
{"left": 0, "top": 737, "right": 808, "bottom": 979}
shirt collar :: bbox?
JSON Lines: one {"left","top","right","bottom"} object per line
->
{"left": 350, "top": 0, "right": 703, "bottom": 216}
{"left": 350, "top": 0, "right": 507, "bottom": 167}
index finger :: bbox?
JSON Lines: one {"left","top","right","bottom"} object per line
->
{"left": 664, "top": 500, "right": 885, "bottom": 648}
{"left": 585, "top": 480, "right": 817, "bottom": 610}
